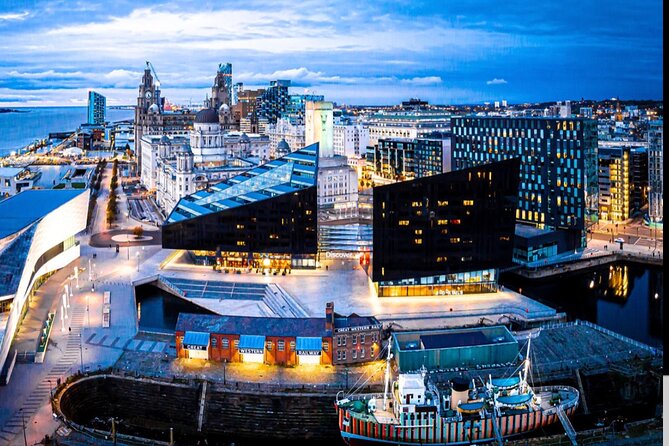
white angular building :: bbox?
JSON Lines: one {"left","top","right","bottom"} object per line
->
{"left": 305, "top": 101, "right": 334, "bottom": 158}
{"left": 0, "top": 189, "right": 89, "bottom": 380}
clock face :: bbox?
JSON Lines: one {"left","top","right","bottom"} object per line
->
{"left": 145, "top": 91, "right": 152, "bottom": 99}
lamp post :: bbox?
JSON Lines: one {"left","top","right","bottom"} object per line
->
{"left": 79, "top": 333, "right": 84, "bottom": 373}
{"left": 19, "top": 408, "right": 27, "bottom": 446}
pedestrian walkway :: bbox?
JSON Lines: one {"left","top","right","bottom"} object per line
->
{"left": 0, "top": 306, "right": 84, "bottom": 445}
{"left": 84, "top": 333, "right": 167, "bottom": 354}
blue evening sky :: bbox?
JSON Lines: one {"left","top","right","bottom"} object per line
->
{"left": 0, "top": 0, "right": 663, "bottom": 106}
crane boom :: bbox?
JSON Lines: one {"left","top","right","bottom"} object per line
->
{"left": 146, "top": 61, "right": 161, "bottom": 88}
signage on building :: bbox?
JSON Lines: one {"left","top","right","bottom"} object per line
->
{"left": 184, "top": 343, "right": 207, "bottom": 351}
{"left": 297, "top": 350, "right": 322, "bottom": 356}
{"left": 239, "top": 348, "right": 264, "bottom": 354}
{"left": 335, "top": 324, "right": 382, "bottom": 333}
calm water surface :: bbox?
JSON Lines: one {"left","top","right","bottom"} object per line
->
{"left": 501, "top": 262, "right": 663, "bottom": 348}
{"left": 0, "top": 106, "right": 133, "bottom": 155}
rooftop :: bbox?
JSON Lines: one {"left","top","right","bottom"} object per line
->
{"left": 394, "top": 326, "right": 517, "bottom": 351}
{"left": 176, "top": 312, "right": 332, "bottom": 338}
{"left": 166, "top": 143, "right": 318, "bottom": 223}
{"left": 0, "top": 189, "right": 86, "bottom": 240}
{"left": 0, "top": 167, "right": 24, "bottom": 178}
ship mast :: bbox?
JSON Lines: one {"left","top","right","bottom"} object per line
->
{"left": 383, "top": 339, "right": 392, "bottom": 409}
{"left": 522, "top": 337, "right": 531, "bottom": 392}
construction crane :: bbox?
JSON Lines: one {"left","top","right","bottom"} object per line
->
{"left": 146, "top": 61, "right": 161, "bottom": 88}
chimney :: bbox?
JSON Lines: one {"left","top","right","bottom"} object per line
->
{"left": 325, "top": 302, "right": 335, "bottom": 331}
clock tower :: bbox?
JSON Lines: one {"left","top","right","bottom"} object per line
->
{"left": 135, "top": 64, "right": 157, "bottom": 172}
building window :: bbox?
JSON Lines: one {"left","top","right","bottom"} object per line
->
{"left": 352, "top": 350, "right": 357, "bottom": 359}
{"left": 278, "top": 340, "right": 285, "bottom": 351}
{"left": 360, "top": 335, "right": 365, "bottom": 344}
{"left": 233, "top": 340, "right": 239, "bottom": 349}
{"left": 290, "top": 341, "right": 296, "bottom": 351}
{"left": 211, "top": 337, "right": 217, "bottom": 348}
{"left": 323, "top": 342, "right": 329, "bottom": 352}
{"left": 222, "top": 338, "right": 229, "bottom": 349}
{"left": 267, "top": 341, "right": 273, "bottom": 351}
{"left": 342, "top": 336, "right": 347, "bottom": 346}
{"left": 360, "top": 348, "right": 365, "bottom": 358}
{"left": 342, "top": 351, "right": 346, "bottom": 360}
{"left": 352, "top": 335, "right": 357, "bottom": 345}
{"left": 337, "top": 351, "right": 341, "bottom": 360}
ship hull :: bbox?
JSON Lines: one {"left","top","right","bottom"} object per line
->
{"left": 337, "top": 388, "right": 579, "bottom": 445}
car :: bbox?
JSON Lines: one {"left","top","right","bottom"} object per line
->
{"left": 614, "top": 237, "right": 625, "bottom": 243}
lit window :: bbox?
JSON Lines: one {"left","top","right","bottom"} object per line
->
{"left": 322, "top": 342, "right": 329, "bottom": 352}
{"left": 450, "top": 237, "right": 461, "bottom": 243}
{"left": 398, "top": 220, "right": 410, "bottom": 226}
{"left": 463, "top": 200, "right": 474, "bottom": 206}
{"left": 222, "top": 338, "right": 229, "bottom": 349}
{"left": 437, "top": 219, "right": 448, "bottom": 225}
{"left": 266, "top": 341, "right": 273, "bottom": 350}
{"left": 414, "top": 229, "right": 423, "bottom": 235}
{"left": 237, "top": 240, "right": 246, "bottom": 246}
{"left": 414, "top": 238, "right": 423, "bottom": 245}
{"left": 278, "top": 340, "right": 285, "bottom": 351}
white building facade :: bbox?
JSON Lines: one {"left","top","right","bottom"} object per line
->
{"left": 267, "top": 118, "right": 305, "bottom": 158}
{"left": 333, "top": 124, "right": 369, "bottom": 159}
{"left": 305, "top": 101, "right": 334, "bottom": 158}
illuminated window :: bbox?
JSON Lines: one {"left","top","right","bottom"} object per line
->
{"left": 463, "top": 200, "right": 474, "bottom": 206}
{"left": 412, "top": 201, "right": 421, "bottom": 207}
{"left": 414, "top": 229, "right": 423, "bottom": 235}
{"left": 450, "top": 237, "right": 461, "bottom": 243}
{"left": 436, "top": 256, "right": 448, "bottom": 262}
{"left": 414, "top": 238, "right": 423, "bottom": 244}
{"left": 305, "top": 210, "right": 312, "bottom": 215}
{"left": 278, "top": 340, "right": 285, "bottom": 351}
{"left": 323, "top": 342, "right": 329, "bottom": 352}
{"left": 398, "top": 220, "right": 410, "bottom": 226}
{"left": 437, "top": 219, "right": 448, "bottom": 225}
{"left": 266, "top": 341, "right": 273, "bottom": 351}
{"left": 222, "top": 338, "right": 229, "bottom": 349}
{"left": 451, "top": 219, "right": 461, "bottom": 224}
{"left": 437, "top": 200, "right": 449, "bottom": 206}
{"left": 236, "top": 224, "right": 245, "bottom": 229}
{"left": 237, "top": 240, "right": 246, "bottom": 246}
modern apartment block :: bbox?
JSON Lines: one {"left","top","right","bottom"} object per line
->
{"left": 87, "top": 90, "right": 106, "bottom": 125}
{"left": 647, "top": 121, "right": 663, "bottom": 224}
{"left": 451, "top": 116, "right": 598, "bottom": 262}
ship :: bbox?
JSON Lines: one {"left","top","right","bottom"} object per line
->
{"left": 335, "top": 337, "right": 579, "bottom": 445}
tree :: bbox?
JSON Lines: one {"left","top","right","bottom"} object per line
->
{"left": 133, "top": 226, "right": 144, "bottom": 238}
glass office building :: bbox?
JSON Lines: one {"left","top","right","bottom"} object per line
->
{"left": 162, "top": 143, "right": 318, "bottom": 269}
{"left": 372, "top": 158, "right": 519, "bottom": 297}
{"left": 451, "top": 116, "right": 598, "bottom": 253}
{"left": 87, "top": 90, "right": 106, "bottom": 125}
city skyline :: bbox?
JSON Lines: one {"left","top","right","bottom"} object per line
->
{"left": 0, "top": 0, "right": 663, "bottom": 107}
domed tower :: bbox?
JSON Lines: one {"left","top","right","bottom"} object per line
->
{"left": 190, "top": 108, "right": 222, "bottom": 163}
{"left": 276, "top": 138, "right": 290, "bottom": 158}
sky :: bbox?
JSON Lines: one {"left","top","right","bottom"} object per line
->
{"left": 0, "top": 0, "right": 663, "bottom": 106}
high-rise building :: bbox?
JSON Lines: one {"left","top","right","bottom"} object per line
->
{"left": 87, "top": 90, "right": 106, "bottom": 125}
{"left": 305, "top": 101, "right": 334, "bottom": 158}
{"left": 647, "top": 121, "right": 663, "bottom": 223}
{"left": 232, "top": 82, "right": 243, "bottom": 106}
{"left": 371, "top": 158, "right": 520, "bottom": 297}
{"left": 255, "top": 80, "right": 291, "bottom": 124}
{"left": 285, "top": 94, "right": 325, "bottom": 124}
{"left": 451, "top": 116, "right": 598, "bottom": 259}
{"left": 580, "top": 107, "right": 593, "bottom": 119}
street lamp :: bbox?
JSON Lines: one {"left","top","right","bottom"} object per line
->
{"left": 19, "top": 408, "right": 27, "bottom": 446}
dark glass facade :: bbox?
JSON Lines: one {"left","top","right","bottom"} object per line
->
{"left": 372, "top": 158, "right": 519, "bottom": 295}
{"left": 451, "top": 117, "right": 598, "bottom": 250}
{"left": 162, "top": 186, "right": 317, "bottom": 256}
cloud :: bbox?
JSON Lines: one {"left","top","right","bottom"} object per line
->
{"left": 0, "top": 11, "right": 29, "bottom": 21}
{"left": 486, "top": 78, "right": 508, "bottom": 85}
{"left": 400, "top": 76, "right": 442, "bottom": 85}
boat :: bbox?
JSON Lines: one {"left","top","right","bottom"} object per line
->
{"left": 335, "top": 336, "right": 579, "bottom": 445}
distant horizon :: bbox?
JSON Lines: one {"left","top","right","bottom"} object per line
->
{"left": 0, "top": 1, "right": 662, "bottom": 107}
{"left": 1, "top": 96, "right": 663, "bottom": 110}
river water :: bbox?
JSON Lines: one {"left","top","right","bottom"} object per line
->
{"left": 500, "top": 261, "right": 663, "bottom": 348}
{"left": 0, "top": 106, "right": 134, "bottom": 156}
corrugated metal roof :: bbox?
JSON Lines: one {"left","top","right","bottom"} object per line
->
{"left": 238, "top": 335, "right": 266, "bottom": 353}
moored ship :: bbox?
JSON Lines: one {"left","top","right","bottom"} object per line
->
{"left": 335, "top": 338, "right": 579, "bottom": 445}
